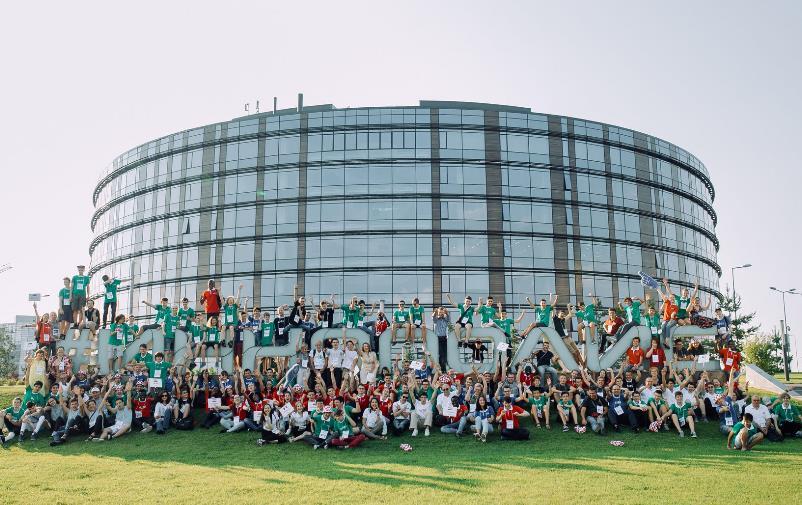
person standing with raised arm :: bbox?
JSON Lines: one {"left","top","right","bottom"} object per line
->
{"left": 70, "top": 265, "right": 90, "bottom": 329}
{"left": 519, "top": 294, "right": 558, "bottom": 339}
{"left": 100, "top": 275, "right": 127, "bottom": 328}
{"left": 446, "top": 293, "right": 475, "bottom": 342}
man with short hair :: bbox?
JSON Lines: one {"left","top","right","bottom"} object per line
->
{"left": 581, "top": 388, "right": 608, "bottom": 435}
{"left": 71, "top": 265, "right": 91, "bottom": 329}
{"left": 744, "top": 394, "right": 782, "bottom": 441}
{"left": 101, "top": 275, "right": 125, "bottom": 328}
{"left": 534, "top": 341, "right": 559, "bottom": 386}
{"left": 774, "top": 393, "right": 802, "bottom": 436}
{"left": 727, "top": 412, "right": 763, "bottom": 451}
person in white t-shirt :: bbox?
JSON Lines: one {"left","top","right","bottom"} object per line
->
{"left": 327, "top": 339, "right": 345, "bottom": 389}
{"left": 411, "top": 392, "right": 432, "bottom": 437}
{"left": 391, "top": 393, "right": 412, "bottom": 435}
{"left": 743, "top": 395, "right": 781, "bottom": 440}
{"left": 361, "top": 398, "right": 387, "bottom": 440}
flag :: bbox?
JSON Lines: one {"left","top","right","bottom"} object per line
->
{"left": 638, "top": 271, "right": 659, "bottom": 290}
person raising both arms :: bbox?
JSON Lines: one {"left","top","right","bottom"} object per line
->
{"left": 101, "top": 275, "right": 127, "bottom": 328}
{"left": 70, "top": 265, "right": 90, "bottom": 330}
{"left": 662, "top": 278, "right": 698, "bottom": 327}
{"left": 221, "top": 284, "right": 244, "bottom": 348}
{"left": 520, "top": 293, "right": 558, "bottom": 339}
{"left": 446, "top": 294, "right": 476, "bottom": 342}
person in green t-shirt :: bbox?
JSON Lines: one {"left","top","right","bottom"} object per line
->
{"left": 130, "top": 344, "right": 154, "bottom": 366}
{"left": 644, "top": 305, "right": 661, "bottom": 341}
{"left": 519, "top": 294, "right": 558, "bottom": 339}
{"left": 137, "top": 298, "right": 171, "bottom": 336}
{"left": 774, "top": 393, "right": 802, "bottom": 435}
{"left": 71, "top": 265, "right": 91, "bottom": 329}
{"left": 2, "top": 397, "right": 25, "bottom": 443}
{"left": 557, "top": 391, "right": 578, "bottom": 431}
{"left": 222, "top": 284, "right": 244, "bottom": 348}
{"left": 146, "top": 352, "right": 171, "bottom": 390}
{"left": 407, "top": 298, "right": 427, "bottom": 347}
{"left": 493, "top": 305, "right": 526, "bottom": 339}
{"left": 661, "top": 391, "right": 697, "bottom": 437}
{"left": 177, "top": 297, "right": 196, "bottom": 332}
{"left": 307, "top": 406, "right": 335, "bottom": 448}
{"left": 476, "top": 297, "right": 498, "bottom": 328}
{"left": 22, "top": 382, "right": 47, "bottom": 408}
{"left": 391, "top": 300, "right": 411, "bottom": 345}
{"left": 100, "top": 275, "right": 125, "bottom": 328}
{"left": 446, "top": 293, "right": 475, "bottom": 342}
{"left": 57, "top": 277, "right": 73, "bottom": 337}
{"left": 108, "top": 314, "right": 128, "bottom": 373}
{"left": 202, "top": 315, "right": 222, "bottom": 368}
{"left": 647, "top": 390, "right": 669, "bottom": 425}
{"left": 260, "top": 311, "right": 275, "bottom": 346}
{"left": 616, "top": 296, "right": 644, "bottom": 339}
{"left": 329, "top": 408, "right": 365, "bottom": 448}
{"left": 727, "top": 412, "right": 764, "bottom": 450}
{"left": 163, "top": 306, "right": 180, "bottom": 360}
{"left": 126, "top": 314, "right": 139, "bottom": 345}
{"left": 528, "top": 389, "right": 550, "bottom": 429}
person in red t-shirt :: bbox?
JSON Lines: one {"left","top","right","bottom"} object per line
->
{"left": 719, "top": 340, "right": 742, "bottom": 380}
{"left": 645, "top": 338, "right": 666, "bottom": 370}
{"left": 33, "top": 303, "right": 55, "bottom": 357}
{"left": 440, "top": 396, "right": 469, "bottom": 436}
{"left": 495, "top": 397, "right": 530, "bottom": 440}
{"left": 131, "top": 381, "right": 155, "bottom": 432}
{"left": 602, "top": 308, "right": 624, "bottom": 352}
{"left": 624, "top": 336, "right": 645, "bottom": 373}
{"left": 200, "top": 279, "right": 222, "bottom": 317}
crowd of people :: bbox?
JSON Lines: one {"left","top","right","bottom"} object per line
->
{"left": 4, "top": 267, "right": 801, "bottom": 452}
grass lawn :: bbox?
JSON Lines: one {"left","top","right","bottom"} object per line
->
{"left": 2, "top": 386, "right": 800, "bottom": 504}
{"left": 774, "top": 372, "right": 802, "bottom": 384}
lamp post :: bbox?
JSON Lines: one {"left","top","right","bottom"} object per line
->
{"left": 770, "top": 287, "right": 800, "bottom": 382}
{"left": 731, "top": 263, "right": 752, "bottom": 320}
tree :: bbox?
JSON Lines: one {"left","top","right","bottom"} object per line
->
{"left": 717, "top": 290, "right": 760, "bottom": 346}
{"left": 743, "top": 331, "right": 785, "bottom": 375}
{"left": 0, "top": 327, "right": 15, "bottom": 377}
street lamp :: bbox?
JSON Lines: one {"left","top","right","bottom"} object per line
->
{"left": 731, "top": 263, "right": 752, "bottom": 320}
{"left": 770, "top": 286, "right": 800, "bottom": 382}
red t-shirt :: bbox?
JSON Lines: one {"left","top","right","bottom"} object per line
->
{"left": 379, "top": 397, "right": 394, "bottom": 417}
{"left": 498, "top": 405, "right": 525, "bottom": 429}
{"left": 647, "top": 348, "right": 666, "bottom": 367}
{"left": 201, "top": 289, "right": 221, "bottom": 314}
{"left": 519, "top": 372, "right": 535, "bottom": 386}
{"left": 133, "top": 397, "right": 153, "bottom": 418}
{"left": 447, "top": 404, "right": 468, "bottom": 423}
{"left": 354, "top": 394, "right": 371, "bottom": 411}
{"left": 37, "top": 321, "right": 53, "bottom": 344}
{"left": 719, "top": 349, "right": 741, "bottom": 371}
{"left": 626, "top": 347, "right": 644, "bottom": 366}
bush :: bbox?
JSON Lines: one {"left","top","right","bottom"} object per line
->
{"left": 743, "top": 333, "right": 784, "bottom": 375}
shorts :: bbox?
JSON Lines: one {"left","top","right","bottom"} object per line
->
{"left": 164, "top": 337, "right": 174, "bottom": 351}
{"left": 412, "top": 321, "right": 424, "bottom": 328}
{"left": 205, "top": 340, "right": 220, "bottom": 347}
{"left": 733, "top": 433, "right": 758, "bottom": 449}
{"left": 71, "top": 294, "right": 86, "bottom": 312}
{"left": 111, "top": 345, "right": 125, "bottom": 359}
{"left": 109, "top": 421, "right": 127, "bottom": 435}
{"left": 80, "top": 321, "right": 98, "bottom": 331}
{"left": 456, "top": 320, "right": 472, "bottom": 328}
{"left": 59, "top": 309, "right": 73, "bottom": 323}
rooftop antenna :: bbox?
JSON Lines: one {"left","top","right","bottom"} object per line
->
{"left": 256, "top": 100, "right": 260, "bottom": 113}
{"left": 244, "top": 103, "right": 250, "bottom": 115}
{"left": 297, "top": 92, "right": 303, "bottom": 112}
{"left": 273, "top": 97, "right": 277, "bottom": 113}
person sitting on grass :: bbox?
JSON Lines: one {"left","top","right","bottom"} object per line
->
{"left": 661, "top": 391, "right": 697, "bottom": 438}
{"left": 556, "top": 390, "right": 579, "bottom": 432}
{"left": 727, "top": 412, "right": 763, "bottom": 451}
{"left": 93, "top": 379, "right": 133, "bottom": 441}
{"left": 496, "top": 396, "right": 530, "bottom": 440}
{"left": 580, "top": 387, "right": 608, "bottom": 435}
{"left": 774, "top": 392, "right": 802, "bottom": 437}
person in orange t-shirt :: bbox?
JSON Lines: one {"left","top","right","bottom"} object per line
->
{"left": 201, "top": 279, "right": 222, "bottom": 317}
{"left": 660, "top": 283, "right": 679, "bottom": 349}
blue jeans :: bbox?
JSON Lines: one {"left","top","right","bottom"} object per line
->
{"left": 474, "top": 417, "right": 493, "bottom": 436}
{"left": 156, "top": 409, "right": 172, "bottom": 432}
{"left": 537, "top": 365, "right": 559, "bottom": 386}
{"left": 440, "top": 421, "right": 462, "bottom": 434}
{"left": 587, "top": 415, "right": 605, "bottom": 433}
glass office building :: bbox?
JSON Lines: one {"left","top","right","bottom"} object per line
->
{"left": 88, "top": 100, "right": 720, "bottom": 323}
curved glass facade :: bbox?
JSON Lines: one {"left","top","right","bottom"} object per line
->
{"left": 88, "top": 100, "right": 720, "bottom": 323}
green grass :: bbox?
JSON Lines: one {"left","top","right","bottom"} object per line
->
{"left": 774, "top": 372, "right": 802, "bottom": 384}
{"left": 2, "top": 385, "right": 801, "bottom": 504}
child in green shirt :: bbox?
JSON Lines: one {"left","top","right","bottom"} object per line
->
{"left": 661, "top": 391, "right": 697, "bottom": 437}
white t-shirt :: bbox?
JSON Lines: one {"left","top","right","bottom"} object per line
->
{"left": 392, "top": 400, "right": 412, "bottom": 418}
{"left": 311, "top": 349, "right": 327, "bottom": 370}
{"left": 436, "top": 391, "right": 456, "bottom": 413}
{"left": 414, "top": 400, "right": 430, "bottom": 418}
{"left": 290, "top": 410, "right": 309, "bottom": 428}
{"left": 640, "top": 385, "right": 657, "bottom": 403}
{"left": 362, "top": 408, "right": 381, "bottom": 428}
{"left": 328, "top": 348, "right": 345, "bottom": 369}
{"left": 343, "top": 349, "right": 358, "bottom": 369}
{"left": 744, "top": 404, "right": 771, "bottom": 429}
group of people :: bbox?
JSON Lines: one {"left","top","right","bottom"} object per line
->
{"left": 8, "top": 270, "right": 799, "bottom": 452}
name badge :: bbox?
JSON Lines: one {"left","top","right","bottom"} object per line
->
{"left": 725, "top": 358, "right": 733, "bottom": 366}
{"left": 614, "top": 406, "right": 624, "bottom": 415}
{"left": 63, "top": 299, "right": 70, "bottom": 306}
{"left": 346, "top": 321, "right": 353, "bottom": 328}
{"left": 322, "top": 321, "right": 329, "bottom": 328}
{"left": 106, "top": 292, "right": 113, "bottom": 300}
{"left": 253, "top": 411, "right": 262, "bottom": 422}
{"left": 301, "top": 359, "right": 309, "bottom": 368}
{"left": 505, "top": 419, "right": 514, "bottom": 429}
{"left": 135, "top": 410, "right": 142, "bottom": 418}
{"left": 399, "top": 316, "right": 406, "bottom": 322}
{"left": 341, "top": 430, "right": 349, "bottom": 439}
{"left": 234, "top": 416, "right": 240, "bottom": 424}
{"left": 414, "top": 320, "right": 421, "bottom": 326}
{"left": 154, "top": 369, "right": 162, "bottom": 377}
{"left": 596, "top": 406, "right": 604, "bottom": 414}
{"left": 652, "top": 354, "right": 660, "bottom": 363}
{"left": 318, "top": 429, "right": 328, "bottom": 439}
{"left": 469, "top": 404, "right": 476, "bottom": 413}
{"left": 460, "top": 317, "right": 468, "bottom": 324}
{"left": 294, "top": 315, "right": 300, "bottom": 323}
{"left": 725, "top": 416, "right": 734, "bottom": 426}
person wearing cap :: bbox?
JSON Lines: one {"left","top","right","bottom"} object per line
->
{"left": 70, "top": 265, "right": 91, "bottom": 329}
{"left": 330, "top": 408, "right": 365, "bottom": 448}
{"left": 305, "top": 404, "right": 334, "bottom": 449}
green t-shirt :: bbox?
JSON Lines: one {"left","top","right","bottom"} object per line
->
{"left": 71, "top": 275, "right": 90, "bottom": 296}
{"left": 146, "top": 361, "right": 171, "bottom": 387}
{"left": 206, "top": 326, "right": 221, "bottom": 343}
{"left": 732, "top": 421, "right": 758, "bottom": 438}
{"left": 58, "top": 287, "right": 71, "bottom": 309}
{"left": 4, "top": 406, "right": 24, "bottom": 421}
{"left": 164, "top": 313, "right": 178, "bottom": 339}
{"left": 260, "top": 321, "right": 275, "bottom": 345}
{"left": 456, "top": 303, "right": 474, "bottom": 325}
{"left": 535, "top": 306, "right": 552, "bottom": 325}
{"left": 558, "top": 399, "right": 573, "bottom": 413}
{"left": 670, "top": 401, "right": 692, "bottom": 419}
{"left": 494, "top": 317, "right": 514, "bottom": 336}
{"left": 22, "top": 386, "right": 46, "bottom": 407}
{"left": 127, "top": 324, "right": 138, "bottom": 344}
{"left": 674, "top": 295, "right": 691, "bottom": 318}
{"left": 133, "top": 352, "right": 154, "bottom": 365}
{"left": 583, "top": 304, "right": 598, "bottom": 324}
{"left": 648, "top": 398, "right": 666, "bottom": 410}
{"left": 312, "top": 412, "right": 334, "bottom": 437}
{"left": 628, "top": 400, "right": 647, "bottom": 409}
{"left": 153, "top": 305, "right": 170, "bottom": 325}
{"left": 529, "top": 395, "right": 548, "bottom": 410}
{"left": 409, "top": 305, "right": 425, "bottom": 325}
{"left": 189, "top": 322, "right": 205, "bottom": 343}
{"left": 109, "top": 323, "right": 128, "bottom": 346}
{"left": 341, "top": 305, "right": 358, "bottom": 327}
{"left": 103, "top": 279, "right": 121, "bottom": 303}
{"left": 774, "top": 403, "right": 800, "bottom": 423}
{"left": 477, "top": 305, "right": 496, "bottom": 324}
{"left": 178, "top": 307, "right": 196, "bottom": 326}
{"left": 645, "top": 313, "right": 661, "bottom": 335}
{"left": 393, "top": 309, "right": 409, "bottom": 324}
{"left": 332, "top": 417, "right": 352, "bottom": 437}
{"left": 625, "top": 301, "right": 642, "bottom": 324}
{"left": 223, "top": 304, "right": 238, "bottom": 325}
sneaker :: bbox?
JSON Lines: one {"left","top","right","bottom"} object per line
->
{"left": 49, "top": 440, "right": 61, "bottom": 447}
{"left": 480, "top": 434, "right": 487, "bottom": 442}
{"left": 156, "top": 429, "right": 165, "bottom": 435}
{"left": 323, "top": 443, "right": 329, "bottom": 449}
{"left": 30, "top": 432, "right": 37, "bottom": 441}
{"left": 18, "top": 433, "right": 24, "bottom": 443}
{"left": 93, "top": 437, "right": 106, "bottom": 442}
{"left": 313, "top": 444, "right": 320, "bottom": 450}
{"left": 141, "top": 423, "right": 153, "bottom": 434}
{"left": 257, "top": 439, "right": 265, "bottom": 446}
{"left": 562, "top": 425, "right": 569, "bottom": 432}
{"left": 690, "top": 432, "right": 697, "bottom": 438}
{"left": 4, "top": 432, "right": 14, "bottom": 443}
{"left": 455, "top": 431, "right": 462, "bottom": 438}
{"left": 424, "top": 427, "right": 430, "bottom": 437}
{"left": 411, "top": 429, "right": 418, "bottom": 437}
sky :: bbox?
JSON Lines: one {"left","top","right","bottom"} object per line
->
{"left": 1, "top": 1, "right": 801, "bottom": 365}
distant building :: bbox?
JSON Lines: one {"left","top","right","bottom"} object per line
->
{"left": 1, "top": 315, "right": 35, "bottom": 377}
